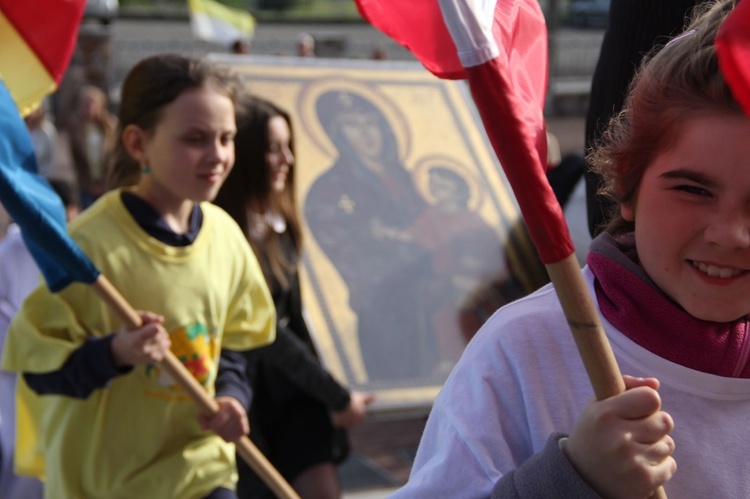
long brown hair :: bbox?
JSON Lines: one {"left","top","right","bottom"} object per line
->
{"left": 106, "top": 54, "right": 242, "bottom": 189}
{"left": 213, "top": 95, "right": 303, "bottom": 290}
{"left": 589, "top": 0, "right": 742, "bottom": 236}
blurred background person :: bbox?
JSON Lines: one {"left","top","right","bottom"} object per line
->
{"left": 23, "top": 99, "right": 58, "bottom": 178}
{"left": 231, "top": 38, "right": 252, "bottom": 55}
{"left": 67, "top": 84, "right": 117, "bottom": 207}
{"left": 296, "top": 32, "right": 316, "bottom": 58}
{"left": 370, "top": 45, "right": 388, "bottom": 60}
{"left": 213, "top": 95, "right": 373, "bottom": 498}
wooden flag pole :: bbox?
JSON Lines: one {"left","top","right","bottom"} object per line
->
{"left": 546, "top": 254, "right": 667, "bottom": 499}
{"left": 545, "top": 255, "right": 625, "bottom": 398}
{"left": 91, "top": 275, "right": 300, "bottom": 499}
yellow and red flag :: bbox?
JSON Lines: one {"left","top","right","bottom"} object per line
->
{"left": 0, "top": 0, "right": 88, "bottom": 479}
{"left": 0, "top": 0, "right": 86, "bottom": 115}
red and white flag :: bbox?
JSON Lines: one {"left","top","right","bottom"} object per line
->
{"left": 355, "top": 0, "right": 574, "bottom": 264}
{"left": 717, "top": 0, "right": 750, "bottom": 117}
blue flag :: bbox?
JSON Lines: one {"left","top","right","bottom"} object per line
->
{"left": 0, "top": 80, "right": 99, "bottom": 291}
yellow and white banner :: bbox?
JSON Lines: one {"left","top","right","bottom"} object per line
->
{"left": 188, "top": 0, "right": 255, "bottom": 46}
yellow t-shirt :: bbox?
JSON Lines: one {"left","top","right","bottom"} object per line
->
{"left": 2, "top": 189, "right": 276, "bottom": 499}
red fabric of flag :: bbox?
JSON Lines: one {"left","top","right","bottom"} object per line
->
{"left": 716, "top": 0, "right": 750, "bottom": 118}
{"left": 355, "top": 0, "right": 465, "bottom": 79}
{"left": 468, "top": 58, "right": 573, "bottom": 262}
{"left": 0, "top": 0, "right": 85, "bottom": 84}
{"left": 0, "top": 0, "right": 85, "bottom": 114}
{"left": 355, "top": 0, "right": 574, "bottom": 263}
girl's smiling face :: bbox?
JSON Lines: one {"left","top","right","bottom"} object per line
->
{"left": 623, "top": 113, "right": 750, "bottom": 322}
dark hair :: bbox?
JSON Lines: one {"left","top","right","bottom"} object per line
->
{"left": 231, "top": 39, "right": 251, "bottom": 54}
{"left": 106, "top": 53, "right": 242, "bottom": 189}
{"left": 589, "top": 0, "right": 741, "bottom": 236}
{"left": 213, "top": 95, "right": 302, "bottom": 289}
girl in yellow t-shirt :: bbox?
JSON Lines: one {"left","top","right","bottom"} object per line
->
{"left": 2, "top": 54, "right": 276, "bottom": 499}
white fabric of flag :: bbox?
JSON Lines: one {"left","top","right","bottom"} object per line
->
{"left": 188, "top": 0, "right": 255, "bottom": 46}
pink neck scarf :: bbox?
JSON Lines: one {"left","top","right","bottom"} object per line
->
{"left": 587, "top": 233, "right": 750, "bottom": 378}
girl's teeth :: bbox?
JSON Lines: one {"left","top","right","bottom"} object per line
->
{"left": 693, "top": 261, "right": 743, "bottom": 278}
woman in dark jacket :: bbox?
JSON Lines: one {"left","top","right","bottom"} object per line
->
{"left": 213, "top": 95, "right": 373, "bottom": 498}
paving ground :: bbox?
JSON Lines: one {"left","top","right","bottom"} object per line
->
{"left": 337, "top": 417, "right": 425, "bottom": 497}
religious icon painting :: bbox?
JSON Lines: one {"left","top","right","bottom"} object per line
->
{"left": 215, "top": 54, "right": 529, "bottom": 414}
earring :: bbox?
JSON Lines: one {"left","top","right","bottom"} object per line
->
{"left": 141, "top": 163, "right": 152, "bottom": 174}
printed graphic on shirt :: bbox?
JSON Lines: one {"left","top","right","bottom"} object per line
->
{"left": 144, "top": 322, "right": 220, "bottom": 399}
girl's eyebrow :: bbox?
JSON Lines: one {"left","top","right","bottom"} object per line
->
{"left": 182, "top": 124, "right": 236, "bottom": 134}
{"left": 659, "top": 168, "right": 718, "bottom": 188}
